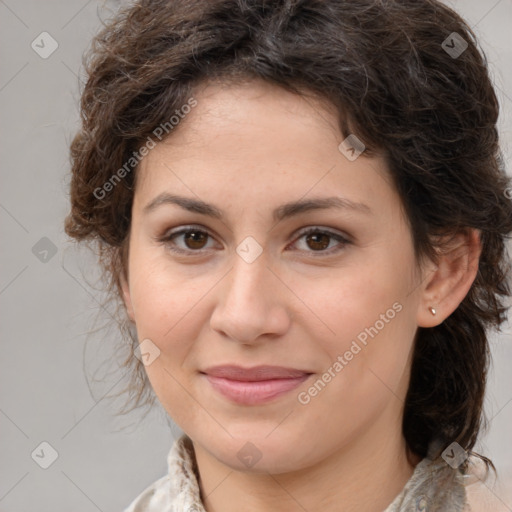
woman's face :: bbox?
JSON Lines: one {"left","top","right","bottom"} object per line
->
{"left": 122, "top": 79, "right": 426, "bottom": 473}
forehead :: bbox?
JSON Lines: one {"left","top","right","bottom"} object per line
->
{"left": 151, "top": 80, "right": 343, "bottom": 159}
{"left": 133, "top": 79, "right": 393, "bottom": 215}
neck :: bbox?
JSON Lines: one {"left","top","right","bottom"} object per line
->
{"left": 192, "top": 411, "right": 421, "bottom": 512}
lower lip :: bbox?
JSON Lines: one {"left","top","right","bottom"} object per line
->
{"left": 203, "top": 374, "right": 311, "bottom": 405}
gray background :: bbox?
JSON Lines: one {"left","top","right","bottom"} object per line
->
{"left": 0, "top": 0, "right": 511, "bottom": 510}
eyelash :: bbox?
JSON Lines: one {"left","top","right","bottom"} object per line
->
{"left": 158, "top": 225, "right": 351, "bottom": 257}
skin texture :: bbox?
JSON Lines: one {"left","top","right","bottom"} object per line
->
{"left": 121, "top": 79, "right": 482, "bottom": 512}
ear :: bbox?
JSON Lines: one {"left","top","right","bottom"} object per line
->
{"left": 120, "top": 269, "right": 136, "bottom": 323}
{"left": 417, "top": 228, "right": 482, "bottom": 327}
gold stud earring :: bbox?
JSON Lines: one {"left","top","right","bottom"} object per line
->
{"left": 429, "top": 307, "right": 437, "bottom": 316}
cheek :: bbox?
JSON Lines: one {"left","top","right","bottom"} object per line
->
{"left": 297, "top": 251, "right": 417, "bottom": 400}
{"left": 129, "top": 246, "right": 205, "bottom": 333}
{"left": 127, "top": 254, "right": 211, "bottom": 426}
{"left": 297, "top": 263, "right": 409, "bottom": 352}
{"left": 126, "top": 257, "right": 198, "bottom": 390}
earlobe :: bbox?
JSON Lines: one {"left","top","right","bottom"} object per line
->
{"left": 417, "top": 229, "right": 482, "bottom": 328}
{"left": 120, "top": 270, "right": 136, "bottom": 323}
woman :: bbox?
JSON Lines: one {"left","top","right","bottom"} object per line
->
{"left": 65, "top": 0, "right": 512, "bottom": 510}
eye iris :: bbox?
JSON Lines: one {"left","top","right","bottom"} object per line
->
{"left": 306, "top": 232, "right": 330, "bottom": 251}
{"left": 185, "top": 231, "right": 208, "bottom": 249}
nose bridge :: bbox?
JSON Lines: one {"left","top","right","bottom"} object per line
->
{"left": 226, "top": 248, "right": 271, "bottom": 307}
{"left": 210, "top": 247, "right": 289, "bottom": 343}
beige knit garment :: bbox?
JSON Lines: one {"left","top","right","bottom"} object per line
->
{"left": 123, "top": 434, "right": 510, "bottom": 512}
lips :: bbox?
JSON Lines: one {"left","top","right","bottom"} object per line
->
{"left": 200, "top": 365, "right": 312, "bottom": 405}
{"left": 201, "top": 365, "right": 311, "bottom": 381}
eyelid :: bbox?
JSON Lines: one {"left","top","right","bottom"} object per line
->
{"left": 292, "top": 225, "right": 351, "bottom": 242}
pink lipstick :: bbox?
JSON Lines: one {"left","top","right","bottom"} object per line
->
{"left": 201, "top": 365, "right": 312, "bottom": 405}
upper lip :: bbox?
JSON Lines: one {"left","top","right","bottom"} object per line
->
{"left": 201, "top": 365, "right": 312, "bottom": 381}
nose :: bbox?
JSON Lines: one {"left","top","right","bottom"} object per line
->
{"left": 209, "top": 251, "right": 291, "bottom": 345}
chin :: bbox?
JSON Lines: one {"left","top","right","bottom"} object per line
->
{"left": 196, "top": 427, "right": 319, "bottom": 475}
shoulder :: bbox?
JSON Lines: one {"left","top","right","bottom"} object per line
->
{"left": 123, "top": 434, "right": 204, "bottom": 512}
{"left": 123, "top": 474, "right": 173, "bottom": 512}
{"left": 462, "top": 456, "right": 512, "bottom": 512}
{"left": 464, "top": 480, "right": 511, "bottom": 512}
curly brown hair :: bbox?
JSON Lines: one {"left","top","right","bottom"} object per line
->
{"left": 65, "top": 0, "right": 512, "bottom": 465}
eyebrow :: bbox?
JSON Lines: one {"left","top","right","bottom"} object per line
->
{"left": 143, "top": 193, "right": 372, "bottom": 222}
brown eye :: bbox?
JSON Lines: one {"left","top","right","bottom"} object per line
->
{"left": 160, "top": 226, "right": 216, "bottom": 254}
{"left": 305, "top": 232, "right": 331, "bottom": 251}
{"left": 182, "top": 230, "right": 209, "bottom": 249}
{"left": 290, "top": 227, "right": 350, "bottom": 256}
